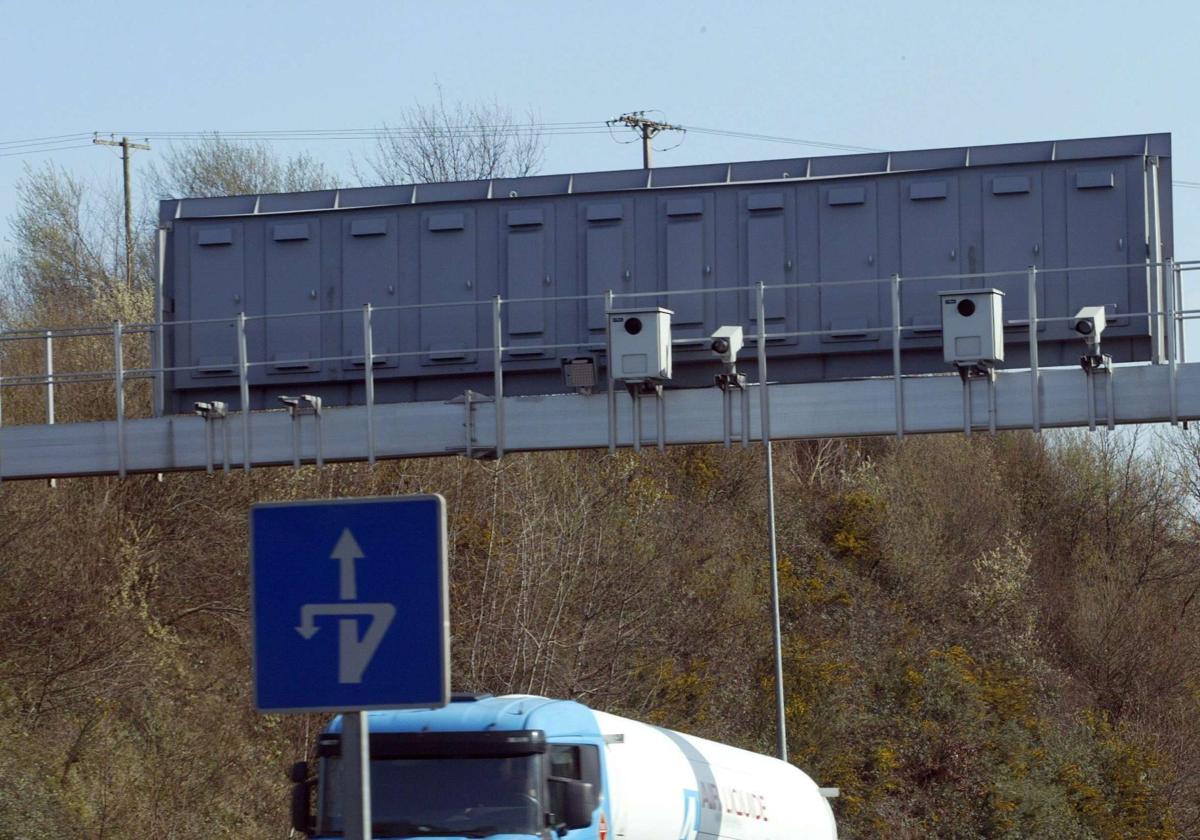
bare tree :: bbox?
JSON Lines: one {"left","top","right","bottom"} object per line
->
{"left": 357, "top": 89, "right": 545, "bottom": 185}
{"left": 147, "top": 133, "right": 335, "bottom": 199}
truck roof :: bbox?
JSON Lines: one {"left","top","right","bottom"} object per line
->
{"left": 326, "top": 694, "right": 602, "bottom": 739}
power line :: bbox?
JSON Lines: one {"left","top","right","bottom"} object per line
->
{"left": 0, "top": 143, "right": 96, "bottom": 159}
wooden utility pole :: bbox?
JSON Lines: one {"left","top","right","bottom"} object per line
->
{"left": 608, "top": 112, "right": 683, "bottom": 169}
{"left": 93, "top": 135, "right": 151, "bottom": 287}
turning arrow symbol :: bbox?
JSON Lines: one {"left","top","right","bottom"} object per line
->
{"left": 330, "top": 528, "right": 364, "bottom": 600}
{"left": 294, "top": 603, "right": 397, "bottom": 683}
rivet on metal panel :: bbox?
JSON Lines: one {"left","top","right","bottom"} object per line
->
{"left": 309, "top": 290, "right": 317, "bottom": 300}
{"left": 544, "top": 274, "right": 552, "bottom": 286}
{"left": 623, "top": 270, "right": 631, "bottom": 281}
{"left": 950, "top": 250, "right": 957, "bottom": 260}
{"left": 234, "top": 294, "right": 241, "bottom": 304}
{"left": 785, "top": 260, "right": 793, "bottom": 271}
{"left": 387, "top": 285, "right": 395, "bottom": 295}
{"left": 868, "top": 255, "right": 875, "bottom": 265}
{"left": 704, "top": 265, "right": 712, "bottom": 274}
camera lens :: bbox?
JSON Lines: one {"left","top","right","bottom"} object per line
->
{"left": 956, "top": 298, "right": 976, "bottom": 317}
{"left": 623, "top": 317, "right": 643, "bottom": 335}
{"left": 712, "top": 338, "right": 730, "bottom": 355}
{"left": 1075, "top": 319, "right": 1093, "bottom": 335}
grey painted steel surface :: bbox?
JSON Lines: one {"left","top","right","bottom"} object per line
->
{"left": 2, "top": 362, "right": 1198, "bottom": 480}
{"left": 158, "top": 133, "right": 1174, "bottom": 414}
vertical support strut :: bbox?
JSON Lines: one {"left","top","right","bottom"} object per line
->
{"left": 153, "top": 227, "right": 166, "bottom": 418}
{"left": 237, "top": 312, "right": 251, "bottom": 472}
{"left": 757, "top": 283, "right": 787, "bottom": 762}
{"left": 363, "top": 304, "right": 377, "bottom": 465}
{"left": 890, "top": 273, "right": 904, "bottom": 439}
{"left": 492, "top": 296, "right": 505, "bottom": 460}
{"left": 1165, "top": 258, "right": 1178, "bottom": 425}
{"left": 113, "top": 320, "right": 127, "bottom": 478}
{"left": 606, "top": 290, "right": 617, "bottom": 454}
{"left": 342, "top": 711, "right": 372, "bottom": 840}
{"left": 655, "top": 385, "right": 666, "bottom": 453}
{"left": 1027, "top": 267, "right": 1041, "bottom": 433}
{"left": 45, "top": 330, "right": 55, "bottom": 427}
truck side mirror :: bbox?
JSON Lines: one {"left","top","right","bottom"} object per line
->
{"left": 558, "top": 779, "right": 596, "bottom": 830}
{"left": 291, "top": 778, "right": 315, "bottom": 836}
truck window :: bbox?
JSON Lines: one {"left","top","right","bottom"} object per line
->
{"left": 548, "top": 744, "right": 600, "bottom": 787}
{"left": 546, "top": 744, "right": 601, "bottom": 823}
{"left": 319, "top": 754, "right": 541, "bottom": 837}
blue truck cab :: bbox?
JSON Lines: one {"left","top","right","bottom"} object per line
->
{"left": 292, "top": 694, "right": 605, "bottom": 839}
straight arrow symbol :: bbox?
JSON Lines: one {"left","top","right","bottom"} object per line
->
{"left": 330, "top": 528, "right": 364, "bottom": 600}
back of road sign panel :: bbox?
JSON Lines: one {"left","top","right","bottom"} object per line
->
{"left": 160, "top": 133, "right": 1173, "bottom": 413}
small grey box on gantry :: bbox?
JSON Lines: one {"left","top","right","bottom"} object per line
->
{"left": 939, "top": 289, "right": 1005, "bottom": 367}
{"left": 608, "top": 308, "right": 673, "bottom": 383}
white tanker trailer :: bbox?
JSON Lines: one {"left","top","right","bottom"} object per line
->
{"left": 290, "top": 693, "right": 837, "bottom": 839}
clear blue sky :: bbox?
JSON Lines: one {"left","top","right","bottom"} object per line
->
{"left": 2, "top": 0, "right": 1197, "bottom": 254}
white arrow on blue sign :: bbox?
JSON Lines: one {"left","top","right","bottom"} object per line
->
{"left": 250, "top": 494, "right": 449, "bottom": 713}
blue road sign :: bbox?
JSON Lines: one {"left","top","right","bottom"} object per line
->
{"left": 250, "top": 495, "right": 449, "bottom": 713}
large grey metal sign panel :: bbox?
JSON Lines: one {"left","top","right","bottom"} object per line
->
{"left": 158, "top": 133, "right": 1173, "bottom": 413}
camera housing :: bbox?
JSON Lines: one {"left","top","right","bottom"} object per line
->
{"left": 938, "top": 288, "right": 1005, "bottom": 367}
{"left": 607, "top": 307, "right": 673, "bottom": 383}
{"left": 1073, "top": 306, "right": 1107, "bottom": 347}
{"left": 710, "top": 325, "right": 744, "bottom": 365}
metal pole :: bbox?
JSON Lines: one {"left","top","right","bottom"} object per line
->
{"left": 606, "top": 290, "right": 617, "bottom": 454}
{"left": 890, "top": 273, "right": 904, "bottom": 439}
{"left": 741, "top": 387, "right": 750, "bottom": 448}
{"left": 633, "top": 391, "right": 642, "bottom": 453}
{"left": 237, "top": 312, "right": 251, "bottom": 472}
{"left": 114, "top": 321, "right": 127, "bottom": 478}
{"left": 722, "top": 388, "right": 732, "bottom": 449}
{"left": 1086, "top": 371, "right": 1097, "bottom": 432}
{"left": 45, "top": 331, "right": 55, "bottom": 426}
{"left": 363, "top": 305, "right": 376, "bottom": 465}
{"left": 153, "top": 227, "right": 166, "bottom": 417}
{"left": 656, "top": 387, "right": 666, "bottom": 453}
{"left": 757, "top": 282, "right": 787, "bottom": 762}
{"left": 1027, "top": 267, "right": 1040, "bottom": 433}
{"left": 342, "top": 711, "right": 373, "bottom": 840}
{"left": 492, "top": 296, "right": 505, "bottom": 459}
{"left": 962, "top": 377, "right": 972, "bottom": 438}
{"left": 1165, "top": 258, "right": 1178, "bottom": 425}
{"left": 45, "top": 331, "right": 58, "bottom": 487}
{"left": 987, "top": 373, "right": 997, "bottom": 435}
{"left": 1176, "top": 265, "right": 1186, "bottom": 363}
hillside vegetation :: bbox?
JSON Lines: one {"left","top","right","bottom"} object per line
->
{"left": 2, "top": 132, "right": 1198, "bottom": 838}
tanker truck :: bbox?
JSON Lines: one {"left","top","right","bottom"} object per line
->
{"left": 290, "top": 693, "right": 837, "bottom": 839}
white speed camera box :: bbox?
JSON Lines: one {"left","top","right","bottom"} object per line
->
{"left": 939, "top": 289, "right": 1005, "bottom": 366}
{"left": 608, "top": 308, "right": 673, "bottom": 382}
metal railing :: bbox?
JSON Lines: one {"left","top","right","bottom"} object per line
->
{"left": 0, "top": 258, "right": 1194, "bottom": 474}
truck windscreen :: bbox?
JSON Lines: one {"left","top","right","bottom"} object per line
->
{"left": 318, "top": 754, "right": 541, "bottom": 837}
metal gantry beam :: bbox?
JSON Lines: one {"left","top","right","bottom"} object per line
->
{"left": 1, "top": 361, "right": 1198, "bottom": 481}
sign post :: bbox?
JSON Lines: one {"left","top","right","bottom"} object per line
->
{"left": 250, "top": 494, "right": 449, "bottom": 840}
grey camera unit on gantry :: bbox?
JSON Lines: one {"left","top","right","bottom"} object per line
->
{"left": 710, "top": 325, "right": 744, "bottom": 366}
{"left": 608, "top": 308, "right": 673, "bottom": 384}
{"left": 939, "top": 289, "right": 1005, "bottom": 369}
{"left": 1073, "top": 305, "right": 1107, "bottom": 348}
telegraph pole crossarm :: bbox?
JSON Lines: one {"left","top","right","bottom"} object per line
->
{"left": 608, "top": 111, "right": 684, "bottom": 169}
{"left": 93, "top": 134, "right": 151, "bottom": 288}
